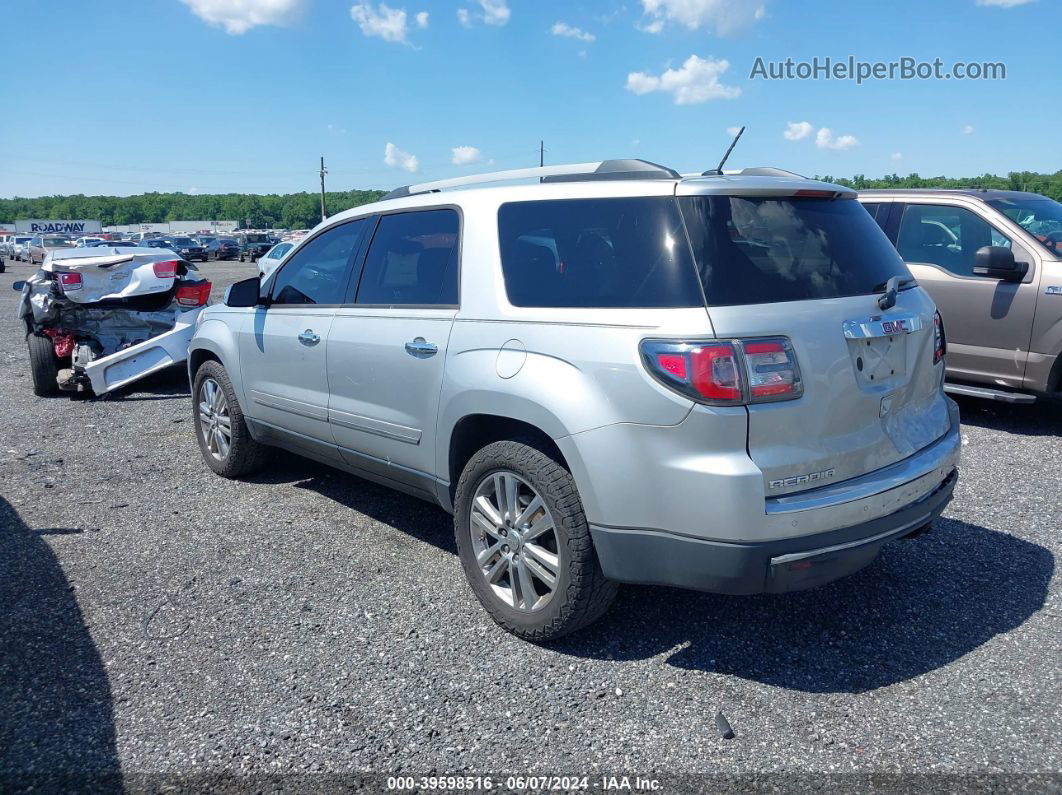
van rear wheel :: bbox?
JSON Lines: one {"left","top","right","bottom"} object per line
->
{"left": 454, "top": 439, "right": 618, "bottom": 641}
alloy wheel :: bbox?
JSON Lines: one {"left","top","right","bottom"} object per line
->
{"left": 469, "top": 471, "right": 561, "bottom": 612}
{"left": 198, "top": 377, "right": 232, "bottom": 460}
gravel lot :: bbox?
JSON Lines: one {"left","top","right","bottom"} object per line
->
{"left": 0, "top": 254, "right": 1059, "bottom": 790}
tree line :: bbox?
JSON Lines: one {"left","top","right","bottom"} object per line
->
{"left": 2, "top": 170, "right": 1061, "bottom": 229}
{"left": 0, "top": 189, "right": 385, "bottom": 230}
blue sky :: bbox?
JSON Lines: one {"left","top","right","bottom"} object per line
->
{"left": 1, "top": 0, "right": 1058, "bottom": 198}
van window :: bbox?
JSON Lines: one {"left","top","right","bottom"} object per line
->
{"left": 356, "top": 209, "right": 459, "bottom": 306}
{"left": 497, "top": 197, "right": 702, "bottom": 308}
{"left": 679, "top": 196, "right": 911, "bottom": 306}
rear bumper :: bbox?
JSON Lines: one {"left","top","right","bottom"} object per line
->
{"left": 591, "top": 468, "right": 956, "bottom": 595}
{"left": 82, "top": 309, "right": 201, "bottom": 394}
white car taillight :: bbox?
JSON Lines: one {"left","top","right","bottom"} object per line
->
{"left": 57, "top": 272, "right": 83, "bottom": 291}
{"left": 641, "top": 337, "right": 803, "bottom": 406}
{"left": 152, "top": 260, "right": 179, "bottom": 279}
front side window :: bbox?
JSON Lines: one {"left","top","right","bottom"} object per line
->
{"left": 356, "top": 209, "right": 459, "bottom": 306}
{"left": 679, "top": 196, "right": 910, "bottom": 306}
{"left": 497, "top": 197, "right": 702, "bottom": 308}
{"left": 270, "top": 218, "right": 366, "bottom": 305}
{"left": 897, "top": 204, "right": 1012, "bottom": 277}
{"left": 987, "top": 196, "right": 1062, "bottom": 256}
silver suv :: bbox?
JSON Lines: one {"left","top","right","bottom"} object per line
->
{"left": 188, "top": 160, "right": 960, "bottom": 640}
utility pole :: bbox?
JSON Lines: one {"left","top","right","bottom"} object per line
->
{"left": 539, "top": 140, "right": 544, "bottom": 167}
{"left": 319, "top": 156, "right": 328, "bottom": 222}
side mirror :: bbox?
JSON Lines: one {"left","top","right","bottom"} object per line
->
{"left": 12, "top": 280, "right": 27, "bottom": 291}
{"left": 972, "top": 246, "right": 1028, "bottom": 282}
{"left": 224, "top": 276, "right": 264, "bottom": 307}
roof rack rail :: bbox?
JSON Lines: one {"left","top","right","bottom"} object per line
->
{"left": 380, "top": 159, "right": 681, "bottom": 201}
{"left": 707, "top": 166, "right": 807, "bottom": 178}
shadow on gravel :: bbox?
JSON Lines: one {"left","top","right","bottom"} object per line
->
{"left": 953, "top": 394, "right": 1062, "bottom": 436}
{"left": 244, "top": 450, "right": 456, "bottom": 553}
{"left": 553, "top": 518, "right": 1053, "bottom": 693}
{"left": 0, "top": 497, "right": 121, "bottom": 791}
{"left": 237, "top": 452, "right": 1053, "bottom": 695}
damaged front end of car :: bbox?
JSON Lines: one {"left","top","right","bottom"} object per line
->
{"left": 14, "top": 248, "right": 211, "bottom": 396}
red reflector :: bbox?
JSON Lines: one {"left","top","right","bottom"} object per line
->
{"left": 152, "top": 260, "right": 179, "bottom": 279}
{"left": 57, "top": 272, "right": 83, "bottom": 291}
{"left": 175, "top": 281, "right": 211, "bottom": 307}
{"left": 690, "top": 343, "right": 742, "bottom": 401}
{"left": 655, "top": 353, "right": 687, "bottom": 380}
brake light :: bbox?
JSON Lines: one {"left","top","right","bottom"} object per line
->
{"left": 175, "top": 280, "right": 212, "bottom": 307}
{"left": 57, "top": 272, "right": 82, "bottom": 291}
{"left": 641, "top": 337, "right": 803, "bottom": 405}
{"left": 933, "top": 310, "right": 946, "bottom": 365}
{"left": 794, "top": 189, "right": 836, "bottom": 198}
{"left": 152, "top": 260, "right": 179, "bottom": 279}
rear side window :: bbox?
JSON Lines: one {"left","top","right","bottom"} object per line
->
{"left": 679, "top": 196, "right": 911, "bottom": 307}
{"left": 356, "top": 209, "right": 459, "bottom": 306}
{"left": 497, "top": 197, "right": 702, "bottom": 308}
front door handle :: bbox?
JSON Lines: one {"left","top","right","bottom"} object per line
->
{"left": 405, "top": 337, "right": 438, "bottom": 359}
{"left": 298, "top": 329, "right": 321, "bottom": 346}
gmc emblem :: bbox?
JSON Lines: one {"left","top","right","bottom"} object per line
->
{"left": 881, "top": 319, "right": 908, "bottom": 334}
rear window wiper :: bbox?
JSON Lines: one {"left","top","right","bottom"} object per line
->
{"left": 871, "top": 277, "right": 915, "bottom": 292}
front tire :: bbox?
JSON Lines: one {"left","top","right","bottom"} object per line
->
{"left": 192, "top": 360, "right": 268, "bottom": 477}
{"left": 454, "top": 439, "right": 618, "bottom": 641}
{"left": 27, "top": 333, "right": 61, "bottom": 397}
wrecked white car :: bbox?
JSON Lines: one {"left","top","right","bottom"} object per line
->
{"left": 14, "top": 247, "right": 211, "bottom": 397}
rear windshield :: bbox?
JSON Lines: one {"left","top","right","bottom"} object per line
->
{"left": 679, "top": 196, "right": 911, "bottom": 306}
{"left": 497, "top": 197, "right": 702, "bottom": 308}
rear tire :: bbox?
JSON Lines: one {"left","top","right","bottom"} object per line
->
{"left": 454, "top": 438, "right": 618, "bottom": 641}
{"left": 27, "top": 333, "right": 61, "bottom": 397}
{"left": 192, "top": 360, "right": 268, "bottom": 478}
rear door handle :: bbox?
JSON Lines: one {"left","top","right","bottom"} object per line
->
{"left": 298, "top": 329, "right": 321, "bottom": 346}
{"left": 405, "top": 337, "right": 438, "bottom": 358}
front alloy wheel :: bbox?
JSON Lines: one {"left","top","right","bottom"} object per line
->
{"left": 469, "top": 471, "right": 560, "bottom": 613}
{"left": 197, "top": 376, "right": 232, "bottom": 460}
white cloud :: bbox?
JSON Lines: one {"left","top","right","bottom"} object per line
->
{"left": 551, "top": 21, "right": 595, "bottom": 42}
{"left": 726, "top": 126, "right": 742, "bottom": 136}
{"left": 458, "top": 0, "right": 509, "bottom": 27}
{"left": 640, "top": 0, "right": 768, "bottom": 35}
{"left": 891, "top": 152, "right": 903, "bottom": 161}
{"left": 783, "top": 121, "right": 813, "bottom": 141}
{"left": 179, "top": 0, "right": 305, "bottom": 34}
{"left": 351, "top": 3, "right": 418, "bottom": 43}
{"left": 815, "top": 128, "right": 859, "bottom": 150}
{"left": 976, "top": 0, "right": 1035, "bottom": 7}
{"left": 415, "top": 10, "right": 428, "bottom": 27}
{"left": 962, "top": 124, "right": 975, "bottom": 134}
{"left": 384, "top": 142, "right": 419, "bottom": 172}
{"left": 451, "top": 146, "right": 483, "bottom": 165}
{"left": 626, "top": 55, "right": 741, "bottom": 105}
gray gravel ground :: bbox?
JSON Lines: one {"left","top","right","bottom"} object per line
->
{"left": 0, "top": 254, "right": 1060, "bottom": 791}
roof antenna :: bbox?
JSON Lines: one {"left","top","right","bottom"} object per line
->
{"left": 703, "top": 126, "right": 745, "bottom": 176}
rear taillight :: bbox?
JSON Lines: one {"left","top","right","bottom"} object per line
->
{"left": 933, "top": 310, "right": 946, "bottom": 365}
{"left": 175, "top": 280, "right": 211, "bottom": 307}
{"left": 57, "top": 272, "right": 82, "bottom": 291}
{"left": 152, "top": 260, "right": 179, "bottom": 279}
{"left": 641, "top": 337, "right": 803, "bottom": 406}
